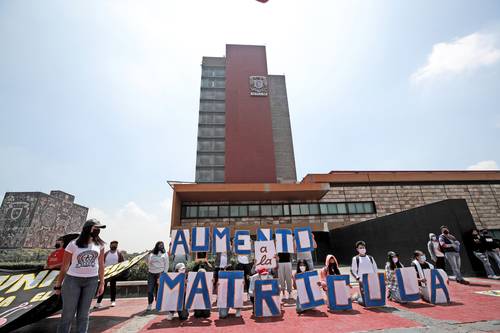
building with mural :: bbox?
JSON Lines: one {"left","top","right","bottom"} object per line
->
{"left": 0, "top": 190, "right": 88, "bottom": 249}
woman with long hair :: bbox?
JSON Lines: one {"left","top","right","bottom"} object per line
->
{"left": 385, "top": 251, "right": 404, "bottom": 303}
{"left": 146, "top": 241, "right": 169, "bottom": 311}
{"left": 293, "top": 259, "right": 311, "bottom": 314}
{"left": 55, "top": 219, "right": 106, "bottom": 333}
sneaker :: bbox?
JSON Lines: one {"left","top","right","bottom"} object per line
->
{"left": 111, "top": 302, "right": 116, "bottom": 307}
{"left": 166, "top": 313, "right": 173, "bottom": 321}
{"left": 461, "top": 279, "right": 470, "bottom": 285}
{"left": 94, "top": 303, "right": 102, "bottom": 309}
{"left": 235, "top": 309, "right": 241, "bottom": 317}
{"left": 146, "top": 304, "right": 152, "bottom": 311}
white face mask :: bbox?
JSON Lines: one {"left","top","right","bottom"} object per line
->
{"left": 431, "top": 236, "right": 437, "bottom": 241}
{"left": 261, "top": 274, "right": 271, "bottom": 279}
{"left": 358, "top": 248, "right": 366, "bottom": 255}
{"left": 299, "top": 265, "right": 307, "bottom": 272}
{"left": 392, "top": 257, "right": 399, "bottom": 264}
{"left": 178, "top": 268, "right": 186, "bottom": 273}
{"left": 419, "top": 255, "right": 426, "bottom": 263}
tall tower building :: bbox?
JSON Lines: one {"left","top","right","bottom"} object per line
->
{"left": 195, "top": 44, "right": 296, "bottom": 183}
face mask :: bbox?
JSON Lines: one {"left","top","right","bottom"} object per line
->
{"left": 358, "top": 248, "right": 366, "bottom": 255}
{"left": 443, "top": 230, "right": 449, "bottom": 235}
{"left": 90, "top": 229, "right": 100, "bottom": 238}
{"left": 55, "top": 243, "right": 61, "bottom": 249}
{"left": 299, "top": 265, "right": 307, "bottom": 272}
{"left": 178, "top": 268, "right": 186, "bottom": 273}
{"left": 392, "top": 257, "right": 399, "bottom": 264}
{"left": 110, "top": 246, "right": 117, "bottom": 251}
{"left": 431, "top": 236, "right": 437, "bottom": 241}
{"left": 419, "top": 255, "right": 426, "bottom": 263}
{"left": 261, "top": 274, "right": 271, "bottom": 279}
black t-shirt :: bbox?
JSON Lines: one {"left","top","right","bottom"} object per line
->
{"left": 278, "top": 253, "right": 291, "bottom": 263}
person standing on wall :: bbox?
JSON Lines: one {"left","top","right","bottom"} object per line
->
{"left": 54, "top": 219, "right": 106, "bottom": 333}
{"left": 146, "top": 241, "right": 169, "bottom": 311}
{"left": 45, "top": 237, "right": 65, "bottom": 270}
{"left": 95, "top": 240, "right": 125, "bottom": 308}
{"left": 438, "top": 225, "right": 469, "bottom": 284}
{"left": 296, "top": 233, "right": 317, "bottom": 271}
{"left": 427, "top": 233, "right": 445, "bottom": 270}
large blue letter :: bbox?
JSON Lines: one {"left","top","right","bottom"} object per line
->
{"left": 254, "top": 279, "right": 281, "bottom": 317}
{"left": 430, "top": 269, "right": 450, "bottom": 304}
{"left": 257, "top": 228, "right": 272, "bottom": 241}
{"left": 234, "top": 230, "right": 251, "bottom": 255}
{"left": 156, "top": 272, "right": 186, "bottom": 311}
{"left": 395, "top": 268, "right": 420, "bottom": 302}
{"left": 294, "top": 227, "right": 313, "bottom": 253}
{"left": 361, "top": 273, "right": 386, "bottom": 307}
{"left": 186, "top": 272, "right": 211, "bottom": 310}
{"left": 295, "top": 270, "right": 325, "bottom": 310}
{"left": 171, "top": 229, "right": 189, "bottom": 255}
{"left": 275, "top": 228, "right": 293, "bottom": 253}
{"left": 326, "top": 275, "right": 352, "bottom": 311}
{"left": 212, "top": 227, "right": 230, "bottom": 253}
{"left": 191, "top": 227, "right": 210, "bottom": 252}
{"left": 218, "top": 271, "right": 244, "bottom": 308}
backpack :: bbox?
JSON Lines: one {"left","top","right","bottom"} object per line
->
{"left": 355, "top": 255, "right": 374, "bottom": 271}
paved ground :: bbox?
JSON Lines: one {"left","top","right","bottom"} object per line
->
{"left": 13, "top": 277, "right": 500, "bottom": 333}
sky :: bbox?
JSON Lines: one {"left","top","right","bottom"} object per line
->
{"left": 1, "top": 0, "right": 499, "bottom": 252}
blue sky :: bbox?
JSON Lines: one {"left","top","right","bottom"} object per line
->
{"left": 1, "top": 0, "right": 499, "bottom": 251}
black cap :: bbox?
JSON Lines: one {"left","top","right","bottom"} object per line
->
{"left": 83, "top": 218, "right": 106, "bottom": 229}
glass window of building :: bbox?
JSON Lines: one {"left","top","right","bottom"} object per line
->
{"left": 320, "top": 203, "right": 328, "bottom": 214}
{"left": 249, "top": 205, "right": 260, "bottom": 216}
{"left": 355, "top": 203, "right": 365, "bottom": 213}
{"left": 272, "top": 205, "right": 283, "bottom": 216}
{"left": 299, "top": 204, "right": 309, "bottom": 215}
{"left": 198, "top": 206, "right": 209, "bottom": 218}
{"left": 208, "top": 206, "right": 218, "bottom": 217}
{"left": 238, "top": 205, "right": 248, "bottom": 217}
{"left": 347, "top": 203, "right": 357, "bottom": 214}
{"left": 261, "top": 205, "right": 272, "bottom": 216}
{"left": 290, "top": 204, "right": 300, "bottom": 216}
{"left": 309, "top": 203, "right": 320, "bottom": 215}
{"left": 364, "top": 202, "right": 374, "bottom": 213}
{"left": 218, "top": 205, "right": 229, "bottom": 217}
{"left": 230, "top": 206, "right": 239, "bottom": 217}
{"left": 327, "top": 203, "right": 338, "bottom": 214}
{"left": 283, "top": 204, "right": 290, "bottom": 215}
{"left": 337, "top": 203, "right": 347, "bottom": 214}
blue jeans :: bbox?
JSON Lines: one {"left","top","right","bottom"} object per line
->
{"left": 444, "top": 252, "right": 463, "bottom": 280}
{"left": 474, "top": 252, "right": 495, "bottom": 277}
{"left": 58, "top": 275, "right": 99, "bottom": 333}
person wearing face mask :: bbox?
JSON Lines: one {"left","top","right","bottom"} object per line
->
{"left": 45, "top": 237, "right": 65, "bottom": 270}
{"left": 146, "top": 241, "right": 169, "bottom": 311}
{"left": 294, "top": 259, "right": 316, "bottom": 314}
{"left": 385, "top": 251, "right": 405, "bottom": 303}
{"left": 95, "top": 241, "right": 125, "bottom": 308}
{"left": 471, "top": 229, "right": 498, "bottom": 279}
{"left": 480, "top": 229, "right": 500, "bottom": 274}
{"left": 438, "top": 225, "right": 469, "bottom": 284}
{"left": 319, "top": 254, "right": 340, "bottom": 291}
{"left": 248, "top": 266, "right": 273, "bottom": 314}
{"left": 411, "top": 250, "right": 435, "bottom": 302}
{"left": 427, "top": 233, "right": 445, "bottom": 270}
{"left": 54, "top": 219, "right": 106, "bottom": 333}
{"left": 350, "top": 241, "right": 378, "bottom": 305}
{"left": 166, "top": 263, "right": 189, "bottom": 321}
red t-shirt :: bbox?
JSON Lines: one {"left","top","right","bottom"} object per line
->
{"left": 46, "top": 248, "right": 65, "bottom": 268}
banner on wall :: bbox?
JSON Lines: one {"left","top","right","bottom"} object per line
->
{"left": 0, "top": 252, "right": 148, "bottom": 332}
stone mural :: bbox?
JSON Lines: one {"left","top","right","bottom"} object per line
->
{"left": 0, "top": 191, "right": 88, "bottom": 249}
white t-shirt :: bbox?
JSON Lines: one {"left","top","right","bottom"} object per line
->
{"left": 351, "top": 255, "right": 378, "bottom": 282}
{"left": 105, "top": 251, "right": 119, "bottom": 267}
{"left": 65, "top": 240, "right": 103, "bottom": 278}
{"left": 220, "top": 253, "right": 228, "bottom": 268}
{"left": 148, "top": 252, "right": 169, "bottom": 274}
{"left": 237, "top": 255, "right": 249, "bottom": 264}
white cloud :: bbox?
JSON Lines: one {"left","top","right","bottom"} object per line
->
{"left": 88, "top": 200, "right": 172, "bottom": 253}
{"left": 411, "top": 31, "right": 500, "bottom": 83}
{"left": 467, "top": 160, "right": 499, "bottom": 170}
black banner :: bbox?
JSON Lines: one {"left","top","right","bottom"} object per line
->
{"left": 0, "top": 252, "right": 149, "bottom": 332}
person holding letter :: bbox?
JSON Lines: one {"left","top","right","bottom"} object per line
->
{"left": 350, "top": 241, "right": 378, "bottom": 305}
{"left": 165, "top": 263, "right": 189, "bottom": 321}
{"left": 147, "top": 241, "right": 169, "bottom": 311}
{"left": 411, "top": 250, "right": 434, "bottom": 301}
{"left": 249, "top": 266, "right": 271, "bottom": 314}
{"left": 385, "top": 251, "right": 405, "bottom": 303}
{"left": 319, "top": 254, "right": 340, "bottom": 291}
